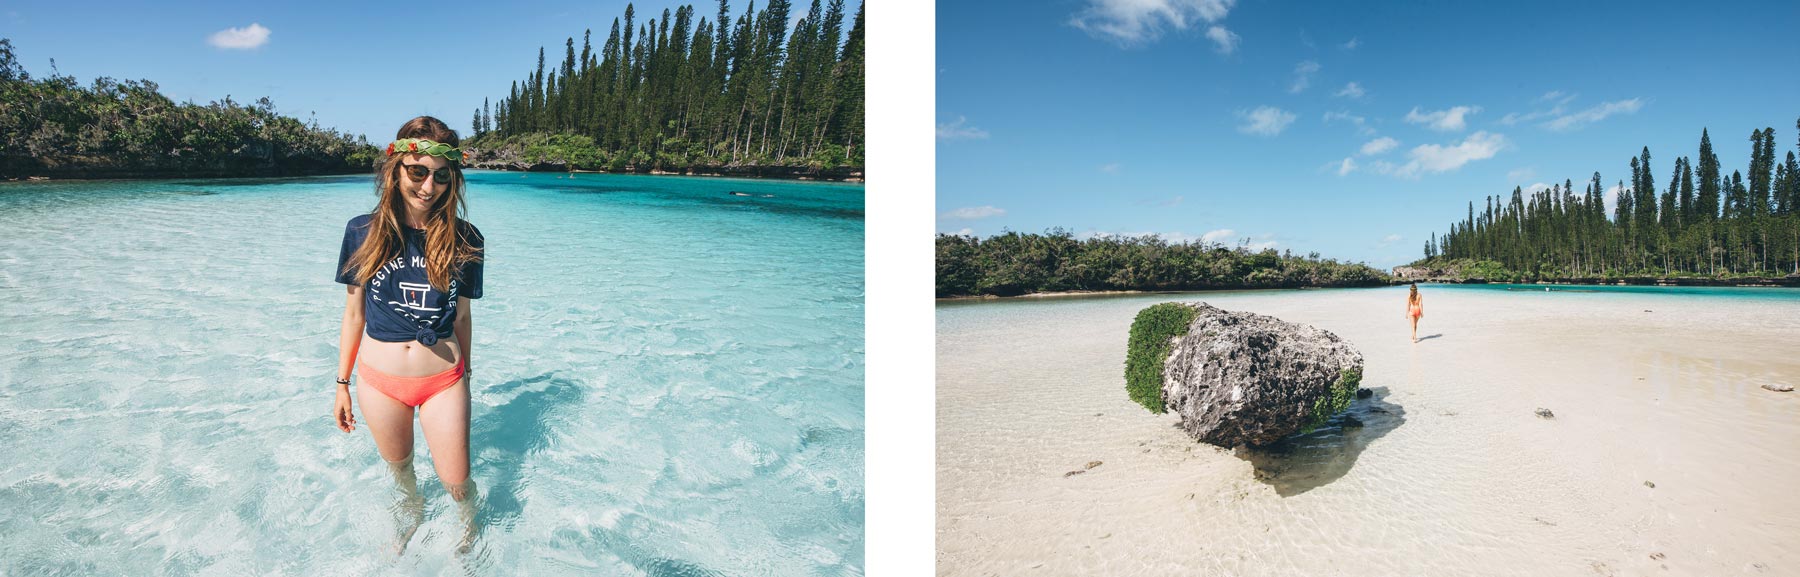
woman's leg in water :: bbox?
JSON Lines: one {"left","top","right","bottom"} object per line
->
{"left": 356, "top": 382, "right": 423, "bottom": 553}
{"left": 419, "top": 375, "right": 477, "bottom": 554}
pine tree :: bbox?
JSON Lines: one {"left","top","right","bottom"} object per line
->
{"left": 1697, "top": 129, "right": 1720, "bottom": 222}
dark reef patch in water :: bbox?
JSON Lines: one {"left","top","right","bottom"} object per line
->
{"left": 533, "top": 184, "right": 642, "bottom": 195}
{"left": 1233, "top": 386, "right": 1407, "bottom": 497}
{"left": 553, "top": 522, "right": 730, "bottom": 577}
{"left": 174, "top": 175, "right": 367, "bottom": 187}
{"left": 468, "top": 372, "right": 585, "bottom": 528}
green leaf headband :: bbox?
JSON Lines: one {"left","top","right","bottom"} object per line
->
{"left": 385, "top": 138, "right": 467, "bottom": 164}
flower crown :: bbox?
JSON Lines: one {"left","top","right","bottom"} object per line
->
{"left": 385, "top": 138, "right": 467, "bottom": 164}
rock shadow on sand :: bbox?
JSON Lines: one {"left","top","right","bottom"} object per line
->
{"left": 1233, "top": 386, "right": 1406, "bottom": 497}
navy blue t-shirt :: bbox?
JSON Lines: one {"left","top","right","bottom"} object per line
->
{"left": 335, "top": 214, "right": 484, "bottom": 345}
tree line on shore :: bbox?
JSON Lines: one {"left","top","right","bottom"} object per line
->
{"left": 936, "top": 230, "right": 1392, "bottom": 297}
{"left": 466, "top": 0, "right": 864, "bottom": 173}
{"left": 1415, "top": 120, "right": 1800, "bottom": 280}
{"left": 0, "top": 39, "right": 376, "bottom": 179}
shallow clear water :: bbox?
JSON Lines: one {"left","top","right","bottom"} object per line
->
{"left": 0, "top": 171, "right": 864, "bottom": 575}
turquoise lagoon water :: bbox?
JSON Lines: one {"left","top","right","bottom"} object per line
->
{"left": 0, "top": 171, "right": 864, "bottom": 575}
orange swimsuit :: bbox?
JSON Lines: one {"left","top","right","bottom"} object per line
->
{"left": 357, "top": 358, "right": 465, "bottom": 407}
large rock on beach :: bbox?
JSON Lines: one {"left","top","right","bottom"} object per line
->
{"left": 1129, "top": 302, "right": 1364, "bottom": 448}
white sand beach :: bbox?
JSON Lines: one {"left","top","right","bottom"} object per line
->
{"left": 937, "top": 286, "right": 1800, "bottom": 576}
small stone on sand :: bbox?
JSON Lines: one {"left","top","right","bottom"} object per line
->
{"left": 1535, "top": 408, "right": 1555, "bottom": 419}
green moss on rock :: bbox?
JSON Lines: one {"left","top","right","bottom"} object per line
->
{"left": 1125, "top": 303, "right": 1200, "bottom": 413}
{"left": 1301, "top": 367, "right": 1362, "bottom": 434}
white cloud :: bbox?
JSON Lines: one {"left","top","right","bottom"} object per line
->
{"left": 1237, "top": 106, "right": 1296, "bottom": 136}
{"left": 1205, "top": 25, "right": 1240, "bottom": 54}
{"left": 1323, "top": 110, "right": 1376, "bottom": 135}
{"left": 1360, "top": 136, "right": 1398, "bottom": 156}
{"left": 1323, "top": 111, "right": 1364, "bottom": 124}
{"left": 1342, "top": 37, "right": 1361, "bottom": 50}
{"left": 1376, "top": 233, "right": 1402, "bottom": 248}
{"left": 1324, "top": 110, "right": 1375, "bottom": 136}
{"left": 1500, "top": 92, "right": 1576, "bottom": 125}
{"left": 1543, "top": 98, "right": 1643, "bottom": 132}
{"left": 1378, "top": 131, "right": 1507, "bottom": 179}
{"left": 936, "top": 116, "right": 989, "bottom": 140}
{"left": 1333, "top": 82, "right": 1365, "bottom": 99}
{"left": 1185, "top": 229, "right": 1278, "bottom": 250}
{"left": 942, "top": 206, "right": 1006, "bottom": 220}
{"left": 1100, "top": 162, "right": 1121, "bottom": 174}
{"left": 1335, "top": 157, "right": 1358, "bottom": 176}
{"left": 1243, "top": 235, "right": 1280, "bottom": 250}
{"left": 1070, "top": 0, "right": 1236, "bottom": 46}
{"left": 1508, "top": 167, "right": 1537, "bottom": 182}
{"left": 1085, "top": 230, "right": 1206, "bottom": 244}
{"left": 946, "top": 228, "right": 975, "bottom": 237}
{"left": 1289, "top": 60, "right": 1320, "bottom": 93}
{"left": 1521, "top": 182, "right": 1552, "bottom": 194}
{"left": 208, "top": 23, "right": 271, "bottom": 50}
{"left": 1404, "top": 105, "right": 1480, "bottom": 132}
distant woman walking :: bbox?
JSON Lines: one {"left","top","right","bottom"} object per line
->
{"left": 329, "top": 116, "right": 486, "bottom": 555}
{"left": 1406, "top": 283, "right": 1424, "bottom": 343}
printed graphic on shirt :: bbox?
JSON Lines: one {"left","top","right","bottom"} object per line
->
{"left": 395, "top": 282, "right": 441, "bottom": 311}
{"left": 369, "top": 254, "right": 459, "bottom": 326}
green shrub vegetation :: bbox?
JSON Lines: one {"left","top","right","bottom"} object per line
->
{"left": 0, "top": 39, "right": 376, "bottom": 179}
{"left": 1415, "top": 121, "right": 1800, "bottom": 279}
{"left": 1125, "top": 303, "right": 1200, "bottom": 414}
{"left": 936, "top": 229, "right": 1391, "bottom": 297}
{"left": 1302, "top": 367, "right": 1362, "bottom": 435}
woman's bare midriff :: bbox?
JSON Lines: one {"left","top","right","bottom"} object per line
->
{"left": 359, "top": 333, "right": 461, "bottom": 377}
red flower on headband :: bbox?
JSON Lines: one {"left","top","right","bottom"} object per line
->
{"left": 385, "top": 143, "right": 395, "bottom": 155}
{"left": 408, "top": 141, "right": 418, "bottom": 151}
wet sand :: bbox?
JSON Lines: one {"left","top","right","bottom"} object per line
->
{"left": 937, "top": 286, "right": 1800, "bottom": 576}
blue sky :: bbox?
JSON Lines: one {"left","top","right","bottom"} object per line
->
{"left": 937, "top": 0, "right": 1800, "bottom": 269}
{"left": 2, "top": 0, "right": 834, "bottom": 144}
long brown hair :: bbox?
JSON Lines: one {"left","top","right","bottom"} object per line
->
{"left": 340, "top": 116, "right": 483, "bottom": 292}
{"left": 1409, "top": 282, "right": 1420, "bottom": 303}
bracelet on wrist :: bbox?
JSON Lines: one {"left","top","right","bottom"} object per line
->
{"left": 335, "top": 377, "right": 351, "bottom": 386}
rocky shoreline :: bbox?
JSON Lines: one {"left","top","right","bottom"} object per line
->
{"left": 2, "top": 166, "right": 371, "bottom": 182}
{"left": 937, "top": 284, "right": 1384, "bottom": 301}
{"left": 465, "top": 156, "right": 863, "bottom": 183}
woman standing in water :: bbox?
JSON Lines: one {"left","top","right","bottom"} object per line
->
{"left": 330, "top": 116, "right": 485, "bottom": 555}
{"left": 1406, "top": 283, "right": 1424, "bottom": 343}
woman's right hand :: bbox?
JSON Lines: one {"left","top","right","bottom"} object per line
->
{"left": 334, "top": 387, "right": 357, "bottom": 433}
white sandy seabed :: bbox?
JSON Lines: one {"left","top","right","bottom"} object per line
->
{"left": 937, "top": 286, "right": 1800, "bottom": 577}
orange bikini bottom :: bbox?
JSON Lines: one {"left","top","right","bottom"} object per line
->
{"left": 357, "top": 359, "right": 465, "bottom": 407}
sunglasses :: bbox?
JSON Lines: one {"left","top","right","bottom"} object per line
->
{"left": 401, "top": 163, "right": 454, "bottom": 183}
